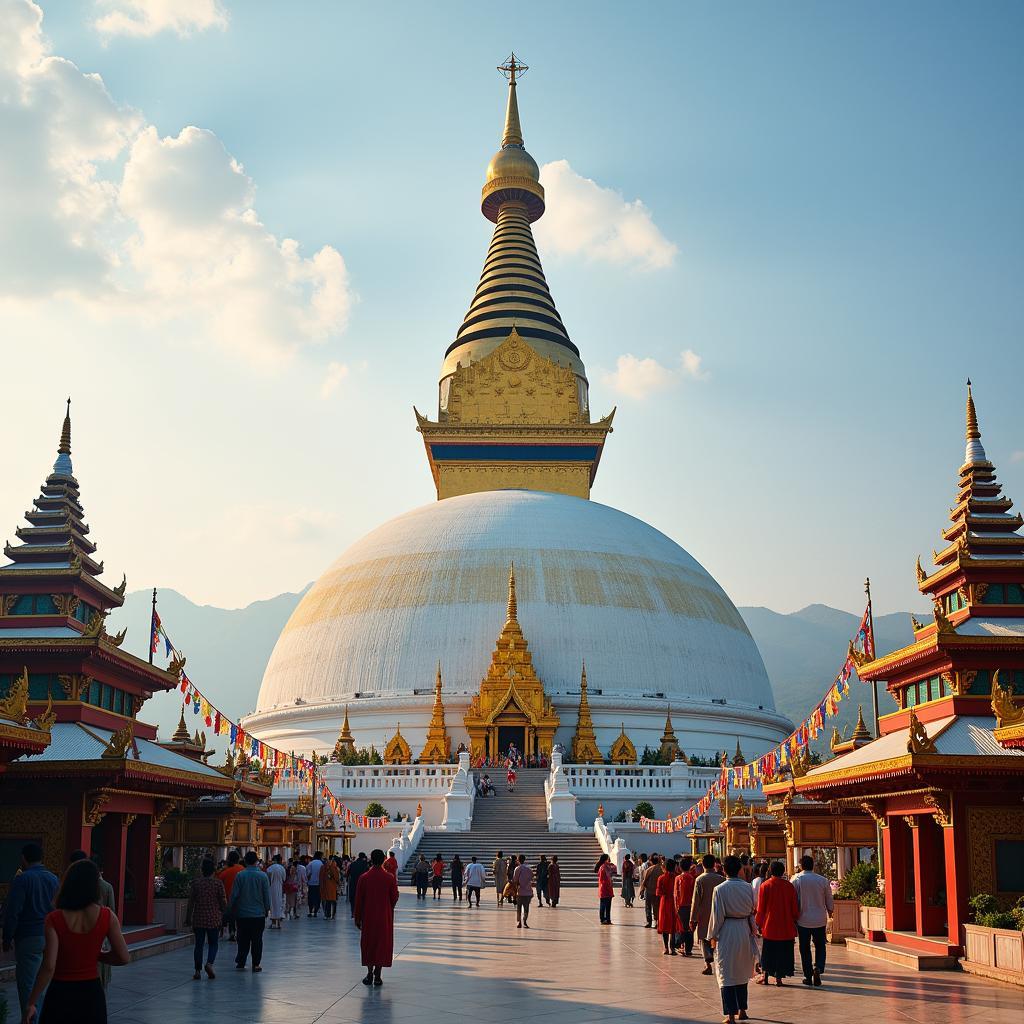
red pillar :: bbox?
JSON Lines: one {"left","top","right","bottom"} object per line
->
{"left": 100, "top": 814, "right": 129, "bottom": 917}
{"left": 883, "top": 817, "right": 914, "bottom": 932}
{"left": 943, "top": 806, "right": 969, "bottom": 950}
{"left": 123, "top": 820, "right": 157, "bottom": 925}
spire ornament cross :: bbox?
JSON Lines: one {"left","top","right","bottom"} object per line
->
{"left": 498, "top": 53, "right": 528, "bottom": 82}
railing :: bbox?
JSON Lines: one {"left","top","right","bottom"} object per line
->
{"left": 320, "top": 763, "right": 460, "bottom": 793}
{"left": 594, "top": 816, "right": 629, "bottom": 872}
{"left": 437, "top": 752, "right": 475, "bottom": 832}
{"left": 557, "top": 762, "right": 722, "bottom": 795}
{"left": 389, "top": 817, "right": 424, "bottom": 870}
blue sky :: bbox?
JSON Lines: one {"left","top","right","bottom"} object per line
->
{"left": 2, "top": 0, "right": 1022, "bottom": 616}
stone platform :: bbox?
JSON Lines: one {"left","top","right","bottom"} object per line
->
{"left": 2, "top": 888, "right": 1020, "bottom": 1023}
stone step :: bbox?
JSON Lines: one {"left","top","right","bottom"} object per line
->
{"left": 846, "top": 937, "right": 960, "bottom": 971}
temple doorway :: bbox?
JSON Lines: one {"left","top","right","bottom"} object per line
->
{"left": 497, "top": 725, "right": 526, "bottom": 760}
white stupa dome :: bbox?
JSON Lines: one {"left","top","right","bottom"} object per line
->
{"left": 244, "top": 490, "right": 791, "bottom": 757}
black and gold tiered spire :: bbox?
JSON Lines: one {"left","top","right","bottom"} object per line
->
{"left": 417, "top": 56, "right": 614, "bottom": 501}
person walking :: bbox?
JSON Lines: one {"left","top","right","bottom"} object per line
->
{"left": 383, "top": 850, "right": 399, "bottom": 878}
{"left": 512, "top": 855, "right": 533, "bottom": 929}
{"left": 595, "top": 854, "right": 615, "bottom": 925}
{"left": 228, "top": 851, "right": 271, "bottom": 973}
{"left": 535, "top": 855, "right": 550, "bottom": 907}
{"left": 690, "top": 853, "right": 725, "bottom": 975}
{"left": 23, "top": 858, "right": 131, "bottom": 1024}
{"left": 411, "top": 855, "right": 430, "bottom": 900}
{"left": 430, "top": 854, "right": 445, "bottom": 900}
{"left": 185, "top": 857, "right": 227, "bottom": 980}
{"left": 295, "top": 857, "right": 308, "bottom": 917}
{"left": 347, "top": 852, "right": 370, "bottom": 917}
{"left": 620, "top": 854, "right": 636, "bottom": 908}
{"left": 266, "top": 854, "right": 286, "bottom": 929}
{"left": 450, "top": 855, "right": 464, "bottom": 902}
{"left": 547, "top": 855, "right": 561, "bottom": 908}
{"left": 792, "top": 855, "right": 833, "bottom": 987}
{"left": 217, "top": 850, "right": 244, "bottom": 941}
{"left": 464, "top": 856, "right": 486, "bottom": 907}
{"left": 305, "top": 852, "right": 324, "bottom": 918}
{"left": 67, "top": 852, "right": 115, "bottom": 990}
{"left": 673, "top": 855, "right": 697, "bottom": 956}
{"left": 707, "top": 855, "right": 756, "bottom": 1024}
{"left": 642, "top": 854, "right": 663, "bottom": 929}
{"left": 355, "top": 849, "right": 399, "bottom": 988}
{"left": 2, "top": 843, "right": 60, "bottom": 1021}
{"left": 284, "top": 860, "right": 300, "bottom": 920}
{"left": 492, "top": 851, "right": 507, "bottom": 906}
{"left": 656, "top": 859, "right": 678, "bottom": 953}
{"left": 320, "top": 855, "right": 341, "bottom": 920}
{"left": 755, "top": 861, "right": 799, "bottom": 986}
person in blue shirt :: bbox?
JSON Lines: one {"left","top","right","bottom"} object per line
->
{"left": 2, "top": 842, "right": 60, "bottom": 1018}
{"left": 227, "top": 852, "right": 271, "bottom": 972}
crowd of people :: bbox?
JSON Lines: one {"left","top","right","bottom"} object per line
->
{"left": 604, "top": 849, "right": 835, "bottom": 1024}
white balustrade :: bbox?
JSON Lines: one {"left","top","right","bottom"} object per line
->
{"left": 594, "top": 816, "right": 629, "bottom": 872}
{"left": 438, "top": 751, "right": 475, "bottom": 832}
{"left": 545, "top": 751, "right": 584, "bottom": 832}
{"left": 389, "top": 816, "right": 424, "bottom": 870}
{"left": 320, "top": 763, "right": 460, "bottom": 794}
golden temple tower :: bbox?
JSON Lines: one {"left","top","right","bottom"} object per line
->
{"left": 332, "top": 705, "right": 356, "bottom": 761}
{"left": 659, "top": 707, "right": 680, "bottom": 762}
{"left": 570, "top": 662, "right": 604, "bottom": 763}
{"left": 418, "top": 663, "right": 452, "bottom": 763}
{"left": 416, "top": 55, "right": 614, "bottom": 500}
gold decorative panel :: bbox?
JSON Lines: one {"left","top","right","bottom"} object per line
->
{"left": 0, "top": 805, "right": 66, "bottom": 897}
{"left": 967, "top": 806, "right": 1024, "bottom": 901}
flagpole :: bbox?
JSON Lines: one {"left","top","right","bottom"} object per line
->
{"left": 310, "top": 751, "right": 318, "bottom": 857}
{"left": 865, "top": 577, "right": 880, "bottom": 738}
{"left": 149, "top": 587, "right": 157, "bottom": 664}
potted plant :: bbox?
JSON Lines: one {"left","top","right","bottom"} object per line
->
{"left": 153, "top": 867, "right": 192, "bottom": 933}
{"left": 832, "top": 862, "right": 884, "bottom": 939}
{"left": 962, "top": 893, "right": 1024, "bottom": 985}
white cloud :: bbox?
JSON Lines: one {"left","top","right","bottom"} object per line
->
{"left": 535, "top": 159, "right": 677, "bottom": 271}
{"left": 0, "top": 0, "right": 352, "bottom": 369}
{"left": 320, "top": 360, "right": 350, "bottom": 399}
{"left": 601, "top": 350, "right": 708, "bottom": 400}
{"left": 94, "top": 0, "right": 227, "bottom": 38}
{"left": 1011, "top": 451, "right": 1024, "bottom": 463}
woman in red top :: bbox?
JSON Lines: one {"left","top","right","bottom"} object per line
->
{"left": 431, "top": 854, "right": 445, "bottom": 900}
{"left": 656, "top": 860, "right": 679, "bottom": 954}
{"left": 595, "top": 854, "right": 616, "bottom": 925}
{"left": 24, "top": 859, "right": 130, "bottom": 1023}
{"left": 673, "top": 855, "right": 697, "bottom": 956}
{"left": 754, "top": 861, "right": 799, "bottom": 985}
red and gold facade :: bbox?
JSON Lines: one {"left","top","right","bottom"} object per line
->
{"left": 767, "top": 384, "right": 1024, "bottom": 959}
{"left": 0, "top": 404, "right": 235, "bottom": 926}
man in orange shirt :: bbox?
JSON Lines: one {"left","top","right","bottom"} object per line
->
{"left": 217, "top": 851, "right": 244, "bottom": 942}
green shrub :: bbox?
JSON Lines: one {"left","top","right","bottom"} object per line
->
{"left": 633, "top": 801, "right": 655, "bottom": 820}
{"left": 969, "top": 892, "right": 1023, "bottom": 931}
{"left": 364, "top": 801, "right": 388, "bottom": 819}
{"left": 836, "top": 862, "right": 878, "bottom": 900}
{"left": 613, "top": 810, "right": 627, "bottom": 823}
{"left": 858, "top": 890, "right": 885, "bottom": 908}
{"left": 155, "top": 867, "right": 191, "bottom": 899}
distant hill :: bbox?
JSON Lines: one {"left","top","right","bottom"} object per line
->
{"left": 110, "top": 589, "right": 914, "bottom": 747}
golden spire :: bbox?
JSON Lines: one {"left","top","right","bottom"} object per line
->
{"left": 570, "top": 659, "right": 603, "bottom": 763}
{"left": 419, "top": 662, "right": 451, "bottom": 763}
{"left": 171, "top": 706, "right": 191, "bottom": 743}
{"left": 58, "top": 397, "right": 72, "bottom": 455}
{"left": 659, "top": 705, "right": 679, "bottom": 761}
{"left": 852, "top": 704, "right": 871, "bottom": 743}
{"left": 732, "top": 738, "right": 746, "bottom": 766}
{"left": 506, "top": 561, "right": 518, "bottom": 623}
{"left": 498, "top": 53, "right": 526, "bottom": 147}
{"left": 966, "top": 379, "right": 980, "bottom": 441}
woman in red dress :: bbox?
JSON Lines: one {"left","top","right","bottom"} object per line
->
{"left": 755, "top": 861, "right": 799, "bottom": 985}
{"left": 595, "top": 854, "right": 616, "bottom": 925}
{"left": 656, "top": 860, "right": 679, "bottom": 955}
{"left": 354, "top": 849, "right": 400, "bottom": 987}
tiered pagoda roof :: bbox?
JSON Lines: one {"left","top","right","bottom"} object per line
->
{"left": 570, "top": 662, "right": 603, "bottom": 763}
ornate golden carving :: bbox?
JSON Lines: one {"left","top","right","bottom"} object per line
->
{"left": 332, "top": 705, "right": 356, "bottom": 762}
{"left": 906, "top": 710, "right": 937, "bottom": 754}
{"left": 790, "top": 748, "right": 811, "bottom": 778}
{"left": 69, "top": 552, "right": 82, "bottom": 572}
{"left": 32, "top": 694, "right": 56, "bottom": 732}
{"left": 383, "top": 724, "right": 412, "bottom": 765}
{"left": 902, "top": 815, "right": 919, "bottom": 829}
{"left": 154, "top": 800, "right": 179, "bottom": 828}
{"left": 218, "top": 747, "right": 237, "bottom": 777}
{"left": 923, "top": 792, "right": 952, "bottom": 827}
{"left": 910, "top": 614, "right": 925, "bottom": 632}
{"left": 166, "top": 653, "right": 187, "bottom": 679}
{"left": 83, "top": 609, "right": 105, "bottom": 638}
{"left": 932, "top": 599, "right": 954, "bottom": 635}
{"left": 608, "top": 723, "right": 637, "bottom": 764}
{"left": 102, "top": 724, "right": 134, "bottom": 759}
{"left": 85, "top": 791, "right": 111, "bottom": 826}
{"left": 0, "top": 666, "right": 29, "bottom": 724}
{"left": 967, "top": 805, "right": 1024, "bottom": 898}
{"left": 114, "top": 574, "right": 127, "bottom": 597}
{"left": 957, "top": 533, "right": 970, "bottom": 560}
{"left": 859, "top": 801, "right": 887, "bottom": 827}
{"left": 434, "top": 463, "right": 592, "bottom": 500}
{"left": 418, "top": 664, "right": 452, "bottom": 764}
{"left": 58, "top": 673, "right": 86, "bottom": 700}
{"left": 123, "top": 814, "right": 137, "bottom": 828}
{"left": 847, "top": 639, "right": 870, "bottom": 670}
{"left": 0, "top": 594, "right": 16, "bottom": 615}
{"left": 103, "top": 627, "right": 127, "bottom": 648}
{"left": 991, "top": 670, "right": 1024, "bottom": 727}
{"left": 463, "top": 564, "right": 560, "bottom": 761}
{"left": 957, "top": 584, "right": 971, "bottom": 608}
{"left": 51, "top": 594, "right": 79, "bottom": 617}
{"left": 916, "top": 556, "right": 927, "bottom": 583}
{"left": 570, "top": 663, "right": 603, "bottom": 763}
{"left": 974, "top": 582, "right": 989, "bottom": 603}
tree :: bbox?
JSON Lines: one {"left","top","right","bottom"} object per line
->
{"left": 634, "top": 800, "right": 655, "bottom": 820}
{"left": 364, "top": 801, "right": 388, "bottom": 819}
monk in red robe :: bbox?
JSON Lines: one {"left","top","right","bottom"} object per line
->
{"left": 354, "top": 849, "right": 399, "bottom": 986}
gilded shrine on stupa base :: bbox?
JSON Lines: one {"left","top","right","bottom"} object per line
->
{"left": 463, "top": 565, "right": 560, "bottom": 762}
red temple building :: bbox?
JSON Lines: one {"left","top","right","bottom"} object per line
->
{"left": 766, "top": 384, "right": 1024, "bottom": 968}
{"left": 0, "top": 402, "right": 234, "bottom": 927}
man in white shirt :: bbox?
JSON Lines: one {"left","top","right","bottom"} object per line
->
{"left": 306, "top": 852, "right": 324, "bottom": 918}
{"left": 792, "top": 855, "right": 834, "bottom": 986}
{"left": 464, "top": 856, "right": 487, "bottom": 907}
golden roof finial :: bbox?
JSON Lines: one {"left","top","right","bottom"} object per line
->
{"left": 965, "top": 378, "right": 980, "bottom": 441}
{"left": 171, "top": 705, "right": 191, "bottom": 743}
{"left": 580, "top": 659, "right": 587, "bottom": 690}
{"left": 58, "top": 397, "right": 72, "bottom": 455}
{"left": 497, "top": 53, "right": 527, "bottom": 147}
{"left": 340, "top": 704, "right": 353, "bottom": 740}
{"left": 506, "top": 561, "right": 518, "bottom": 623}
{"left": 436, "top": 660, "right": 443, "bottom": 694}
{"left": 852, "top": 704, "right": 872, "bottom": 742}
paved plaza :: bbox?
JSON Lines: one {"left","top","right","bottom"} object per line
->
{"left": 4, "top": 887, "right": 1020, "bottom": 1024}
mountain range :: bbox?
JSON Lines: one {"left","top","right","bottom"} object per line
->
{"left": 109, "top": 589, "right": 913, "bottom": 748}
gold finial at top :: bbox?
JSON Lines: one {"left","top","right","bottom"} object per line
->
{"left": 852, "top": 704, "right": 872, "bottom": 742}
{"left": 58, "top": 397, "right": 72, "bottom": 455}
{"left": 965, "top": 378, "right": 980, "bottom": 441}
{"left": 580, "top": 659, "right": 588, "bottom": 690}
{"left": 497, "top": 53, "right": 528, "bottom": 147}
{"left": 171, "top": 706, "right": 191, "bottom": 743}
{"left": 506, "top": 561, "right": 518, "bottom": 623}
